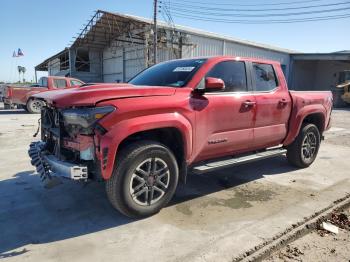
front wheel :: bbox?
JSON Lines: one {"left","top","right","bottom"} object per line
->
{"left": 287, "top": 123, "right": 321, "bottom": 168}
{"left": 27, "top": 99, "right": 43, "bottom": 114}
{"left": 106, "top": 141, "right": 179, "bottom": 218}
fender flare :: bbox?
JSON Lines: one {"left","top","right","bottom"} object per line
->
{"left": 98, "top": 113, "right": 193, "bottom": 180}
{"left": 283, "top": 104, "right": 326, "bottom": 146}
{"left": 25, "top": 91, "right": 42, "bottom": 105}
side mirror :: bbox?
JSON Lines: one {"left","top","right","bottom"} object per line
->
{"left": 205, "top": 77, "right": 225, "bottom": 91}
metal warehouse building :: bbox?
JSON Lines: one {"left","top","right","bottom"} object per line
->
{"left": 35, "top": 10, "right": 350, "bottom": 106}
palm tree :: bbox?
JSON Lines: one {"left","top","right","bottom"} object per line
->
{"left": 22, "top": 67, "right": 26, "bottom": 82}
{"left": 17, "top": 66, "right": 26, "bottom": 83}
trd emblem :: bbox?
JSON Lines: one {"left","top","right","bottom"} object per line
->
{"left": 208, "top": 138, "right": 228, "bottom": 144}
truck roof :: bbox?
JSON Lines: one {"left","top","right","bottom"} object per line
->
{"left": 160, "top": 56, "right": 281, "bottom": 66}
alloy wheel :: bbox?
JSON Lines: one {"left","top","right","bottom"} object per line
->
{"left": 129, "top": 157, "right": 170, "bottom": 206}
{"left": 301, "top": 132, "right": 317, "bottom": 162}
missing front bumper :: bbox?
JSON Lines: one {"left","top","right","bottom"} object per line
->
{"left": 28, "top": 141, "right": 88, "bottom": 184}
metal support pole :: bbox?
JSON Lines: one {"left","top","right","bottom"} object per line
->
{"left": 153, "top": 0, "right": 158, "bottom": 65}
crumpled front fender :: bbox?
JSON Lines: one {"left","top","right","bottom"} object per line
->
{"left": 97, "top": 113, "right": 193, "bottom": 180}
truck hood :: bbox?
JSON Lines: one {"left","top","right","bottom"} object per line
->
{"left": 32, "top": 83, "right": 176, "bottom": 108}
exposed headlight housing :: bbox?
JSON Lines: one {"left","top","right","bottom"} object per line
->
{"left": 62, "top": 106, "right": 115, "bottom": 128}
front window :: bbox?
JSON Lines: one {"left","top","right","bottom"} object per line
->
{"left": 206, "top": 61, "right": 247, "bottom": 92}
{"left": 129, "top": 59, "right": 207, "bottom": 87}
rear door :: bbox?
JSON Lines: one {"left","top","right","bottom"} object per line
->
{"left": 250, "top": 62, "right": 292, "bottom": 148}
{"left": 193, "top": 60, "right": 257, "bottom": 161}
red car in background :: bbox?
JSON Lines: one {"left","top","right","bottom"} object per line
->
{"left": 4, "top": 76, "right": 84, "bottom": 113}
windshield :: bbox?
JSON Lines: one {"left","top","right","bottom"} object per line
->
{"left": 129, "top": 59, "right": 207, "bottom": 87}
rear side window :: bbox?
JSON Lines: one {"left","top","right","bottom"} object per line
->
{"left": 206, "top": 61, "right": 247, "bottom": 92}
{"left": 253, "top": 63, "right": 278, "bottom": 92}
{"left": 53, "top": 79, "right": 67, "bottom": 88}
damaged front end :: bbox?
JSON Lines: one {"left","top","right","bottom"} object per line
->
{"left": 28, "top": 105, "right": 115, "bottom": 187}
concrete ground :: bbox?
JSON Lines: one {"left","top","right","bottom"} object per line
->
{"left": 1, "top": 105, "right": 350, "bottom": 262}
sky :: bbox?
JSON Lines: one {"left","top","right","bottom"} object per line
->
{"left": 0, "top": 0, "right": 349, "bottom": 83}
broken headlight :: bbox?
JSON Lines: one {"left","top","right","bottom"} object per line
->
{"left": 62, "top": 106, "right": 115, "bottom": 128}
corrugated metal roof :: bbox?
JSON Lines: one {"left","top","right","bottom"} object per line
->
{"left": 107, "top": 11, "right": 297, "bottom": 54}
{"left": 35, "top": 49, "right": 69, "bottom": 71}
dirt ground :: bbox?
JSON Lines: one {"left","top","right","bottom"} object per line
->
{"left": 264, "top": 108, "right": 350, "bottom": 262}
{"left": 265, "top": 207, "right": 350, "bottom": 262}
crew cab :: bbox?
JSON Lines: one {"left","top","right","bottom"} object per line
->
{"left": 28, "top": 56, "right": 332, "bottom": 218}
{"left": 4, "top": 76, "right": 84, "bottom": 113}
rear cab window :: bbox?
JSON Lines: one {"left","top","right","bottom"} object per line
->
{"left": 252, "top": 63, "right": 278, "bottom": 92}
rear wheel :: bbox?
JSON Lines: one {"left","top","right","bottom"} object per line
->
{"left": 27, "top": 99, "right": 43, "bottom": 114}
{"left": 287, "top": 123, "right": 321, "bottom": 168}
{"left": 106, "top": 141, "right": 179, "bottom": 218}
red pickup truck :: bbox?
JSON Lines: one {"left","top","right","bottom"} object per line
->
{"left": 4, "top": 76, "right": 84, "bottom": 113}
{"left": 28, "top": 56, "right": 332, "bottom": 218}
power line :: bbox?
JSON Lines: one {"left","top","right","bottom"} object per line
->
{"left": 161, "top": 1, "right": 350, "bottom": 12}
{"left": 168, "top": 0, "right": 326, "bottom": 7}
{"left": 168, "top": 12, "right": 350, "bottom": 24}
{"left": 165, "top": 5, "right": 350, "bottom": 17}
{"left": 160, "top": 0, "right": 350, "bottom": 24}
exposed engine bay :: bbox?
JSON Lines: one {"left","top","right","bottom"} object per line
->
{"left": 29, "top": 105, "right": 114, "bottom": 185}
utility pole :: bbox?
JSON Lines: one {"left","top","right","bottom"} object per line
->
{"left": 153, "top": 0, "right": 158, "bottom": 65}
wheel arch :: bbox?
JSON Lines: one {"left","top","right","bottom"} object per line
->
{"left": 98, "top": 113, "right": 193, "bottom": 180}
{"left": 302, "top": 113, "right": 325, "bottom": 133}
{"left": 118, "top": 127, "right": 185, "bottom": 167}
{"left": 283, "top": 105, "right": 326, "bottom": 146}
{"left": 24, "top": 91, "right": 41, "bottom": 105}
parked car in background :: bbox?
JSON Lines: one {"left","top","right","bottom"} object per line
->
{"left": 3, "top": 76, "right": 84, "bottom": 113}
{"left": 0, "top": 84, "right": 6, "bottom": 102}
{"left": 29, "top": 56, "right": 332, "bottom": 218}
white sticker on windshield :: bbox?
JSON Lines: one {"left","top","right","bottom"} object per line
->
{"left": 173, "top": 66, "right": 195, "bottom": 72}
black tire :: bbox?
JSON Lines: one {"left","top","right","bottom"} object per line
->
{"left": 4, "top": 103, "right": 11, "bottom": 109}
{"left": 106, "top": 141, "right": 179, "bottom": 218}
{"left": 287, "top": 123, "right": 321, "bottom": 168}
{"left": 18, "top": 104, "right": 29, "bottom": 112}
{"left": 27, "top": 99, "right": 43, "bottom": 114}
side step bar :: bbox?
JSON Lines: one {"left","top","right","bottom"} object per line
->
{"left": 192, "top": 148, "right": 287, "bottom": 174}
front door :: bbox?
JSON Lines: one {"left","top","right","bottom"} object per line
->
{"left": 192, "top": 60, "right": 256, "bottom": 162}
{"left": 251, "top": 62, "right": 292, "bottom": 148}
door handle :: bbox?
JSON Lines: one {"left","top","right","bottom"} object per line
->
{"left": 243, "top": 101, "right": 256, "bottom": 108}
{"left": 278, "top": 99, "right": 288, "bottom": 107}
